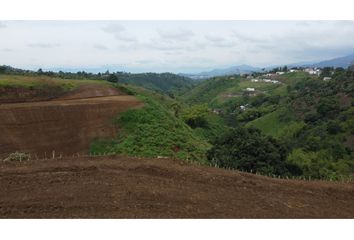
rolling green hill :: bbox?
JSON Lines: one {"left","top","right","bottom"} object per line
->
{"left": 181, "top": 69, "right": 354, "bottom": 180}
{"left": 181, "top": 74, "right": 289, "bottom": 107}
{"left": 90, "top": 85, "right": 212, "bottom": 163}
{"left": 0, "top": 65, "right": 195, "bottom": 96}
{"left": 117, "top": 72, "right": 195, "bottom": 95}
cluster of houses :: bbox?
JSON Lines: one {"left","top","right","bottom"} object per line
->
{"left": 244, "top": 66, "right": 333, "bottom": 84}
{"left": 251, "top": 78, "right": 281, "bottom": 84}
{"left": 304, "top": 68, "right": 322, "bottom": 75}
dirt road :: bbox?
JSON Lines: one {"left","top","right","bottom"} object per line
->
{"left": 0, "top": 155, "right": 353, "bottom": 218}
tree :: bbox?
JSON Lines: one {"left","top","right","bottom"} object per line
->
{"left": 207, "top": 127, "right": 289, "bottom": 175}
{"left": 348, "top": 62, "right": 354, "bottom": 73}
{"left": 0, "top": 66, "right": 6, "bottom": 74}
{"left": 320, "top": 67, "right": 333, "bottom": 77}
{"left": 107, "top": 73, "right": 119, "bottom": 83}
{"left": 170, "top": 102, "right": 181, "bottom": 118}
{"left": 181, "top": 104, "right": 208, "bottom": 128}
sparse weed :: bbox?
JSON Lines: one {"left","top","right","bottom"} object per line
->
{"left": 3, "top": 152, "right": 30, "bottom": 162}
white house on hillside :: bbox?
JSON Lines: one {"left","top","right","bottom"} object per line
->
{"left": 304, "top": 68, "right": 321, "bottom": 75}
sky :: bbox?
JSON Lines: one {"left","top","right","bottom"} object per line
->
{"left": 1, "top": 21, "right": 354, "bottom": 73}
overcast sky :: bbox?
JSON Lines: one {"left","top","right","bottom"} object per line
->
{"left": 1, "top": 21, "right": 354, "bottom": 73}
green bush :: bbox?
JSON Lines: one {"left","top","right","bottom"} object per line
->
{"left": 287, "top": 148, "right": 352, "bottom": 180}
{"left": 181, "top": 104, "right": 209, "bottom": 128}
{"left": 3, "top": 152, "right": 30, "bottom": 162}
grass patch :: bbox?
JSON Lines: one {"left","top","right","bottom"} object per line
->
{"left": 246, "top": 108, "right": 305, "bottom": 139}
{"left": 0, "top": 74, "right": 106, "bottom": 90}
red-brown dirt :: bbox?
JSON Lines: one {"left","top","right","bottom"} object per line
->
{"left": 0, "top": 155, "right": 353, "bottom": 218}
{"left": 0, "top": 89, "right": 142, "bottom": 158}
{"left": 55, "top": 84, "right": 123, "bottom": 100}
{"left": 0, "top": 86, "right": 68, "bottom": 103}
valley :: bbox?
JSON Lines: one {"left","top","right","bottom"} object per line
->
{"left": 0, "top": 64, "right": 353, "bottom": 218}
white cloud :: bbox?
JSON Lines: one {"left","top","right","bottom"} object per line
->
{"left": 1, "top": 48, "right": 13, "bottom": 52}
{"left": 1, "top": 21, "right": 354, "bottom": 73}
{"left": 93, "top": 44, "right": 108, "bottom": 50}
{"left": 27, "top": 43, "right": 61, "bottom": 48}
{"left": 102, "top": 23, "right": 125, "bottom": 33}
{"left": 157, "top": 28, "right": 194, "bottom": 42}
{"left": 102, "top": 22, "right": 137, "bottom": 43}
{"left": 204, "top": 34, "right": 237, "bottom": 48}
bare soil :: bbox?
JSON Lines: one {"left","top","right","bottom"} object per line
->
{"left": 0, "top": 155, "right": 353, "bottom": 218}
{"left": 0, "top": 85, "right": 142, "bottom": 158}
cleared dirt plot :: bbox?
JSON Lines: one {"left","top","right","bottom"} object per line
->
{"left": 0, "top": 155, "right": 353, "bottom": 218}
{"left": 0, "top": 84, "right": 143, "bottom": 158}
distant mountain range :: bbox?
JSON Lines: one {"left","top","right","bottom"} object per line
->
{"left": 309, "top": 53, "right": 354, "bottom": 68}
{"left": 179, "top": 65, "right": 261, "bottom": 80}
{"left": 180, "top": 53, "right": 354, "bottom": 80}
{"left": 27, "top": 53, "right": 354, "bottom": 80}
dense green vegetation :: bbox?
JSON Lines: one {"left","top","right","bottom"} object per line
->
{"left": 180, "top": 67, "right": 354, "bottom": 180}
{"left": 207, "top": 127, "right": 300, "bottom": 176}
{"left": 90, "top": 86, "right": 211, "bottom": 163}
{"left": 116, "top": 72, "right": 194, "bottom": 95}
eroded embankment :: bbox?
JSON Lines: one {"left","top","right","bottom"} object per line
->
{"left": 0, "top": 155, "right": 353, "bottom": 218}
{"left": 0, "top": 95, "right": 142, "bottom": 158}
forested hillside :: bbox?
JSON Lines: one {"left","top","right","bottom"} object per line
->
{"left": 181, "top": 67, "right": 354, "bottom": 180}
{"left": 116, "top": 72, "right": 194, "bottom": 95}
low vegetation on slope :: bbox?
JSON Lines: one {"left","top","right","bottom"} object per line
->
{"left": 90, "top": 86, "right": 211, "bottom": 163}
{"left": 181, "top": 76, "right": 242, "bottom": 105}
{"left": 0, "top": 65, "right": 195, "bottom": 96}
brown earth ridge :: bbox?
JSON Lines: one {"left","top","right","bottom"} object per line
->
{"left": 0, "top": 84, "right": 142, "bottom": 158}
{"left": 0, "top": 155, "right": 353, "bottom": 218}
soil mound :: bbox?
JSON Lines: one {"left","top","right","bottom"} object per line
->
{"left": 0, "top": 156, "right": 353, "bottom": 218}
{"left": 0, "top": 95, "right": 142, "bottom": 158}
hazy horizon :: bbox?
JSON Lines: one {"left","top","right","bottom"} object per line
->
{"left": 1, "top": 20, "right": 354, "bottom": 73}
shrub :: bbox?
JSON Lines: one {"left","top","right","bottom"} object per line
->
{"left": 327, "top": 121, "right": 342, "bottom": 134}
{"left": 181, "top": 104, "right": 209, "bottom": 128}
{"left": 107, "top": 74, "right": 119, "bottom": 83}
{"left": 3, "top": 152, "right": 30, "bottom": 162}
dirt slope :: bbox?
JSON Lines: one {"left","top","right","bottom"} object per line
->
{"left": 55, "top": 84, "right": 123, "bottom": 100}
{"left": 0, "top": 87, "right": 142, "bottom": 158}
{"left": 0, "top": 155, "right": 353, "bottom": 218}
